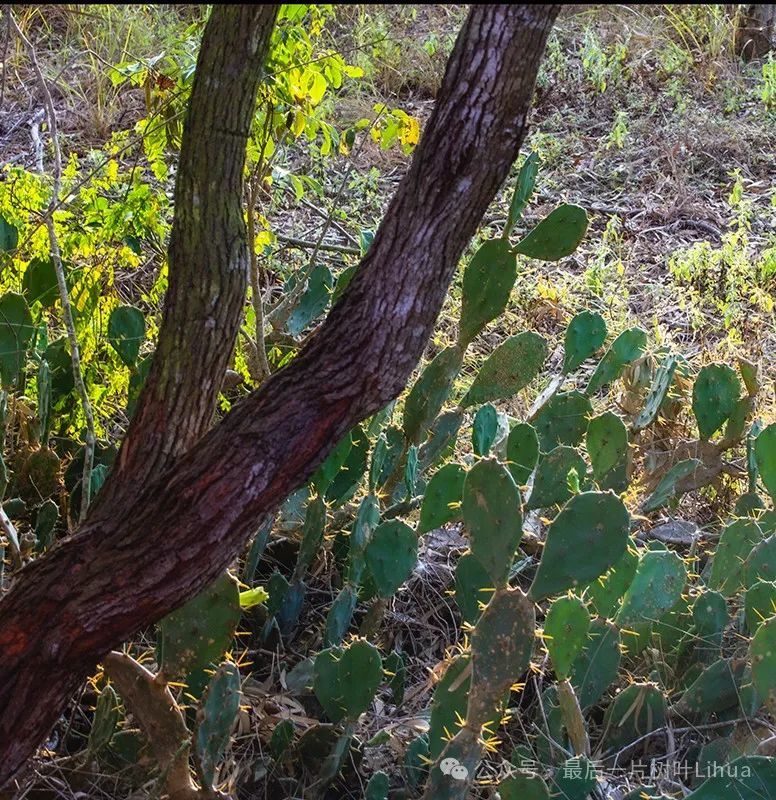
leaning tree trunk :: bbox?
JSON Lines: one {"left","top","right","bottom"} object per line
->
{"left": 0, "top": 3, "right": 559, "bottom": 788}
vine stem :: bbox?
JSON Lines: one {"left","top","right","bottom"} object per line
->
{"left": 11, "top": 13, "right": 96, "bottom": 521}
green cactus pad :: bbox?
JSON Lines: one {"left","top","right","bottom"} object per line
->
{"left": 469, "top": 588, "right": 535, "bottom": 726}
{"left": 532, "top": 391, "right": 592, "bottom": 452}
{"left": 562, "top": 310, "right": 607, "bottom": 374}
{"left": 544, "top": 595, "right": 591, "bottom": 680}
{"left": 642, "top": 458, "right": 702, "bottom": 513}
{"left": 313, "top": 429, "right": 354, "bottom": 494}
{"left": 746, "top": 580, "right": 776, "bottom": 633}
{"left": 530, "top": 492, "right": 629, "bottom": 601}
{"left": 459, "top": 239, "right": 518, "bottom": 347}
{"left": 269, "top": 719, "right": 295, "bottom": 760}
{"left": 384, "top": 650, "right": 406, "bottom": 706}
{"left": 633, "top": 354, "right": 678, "bottom": 431}
{"left": 287, "top": 264, "right": 333, "bottom": 337}
{"left": 472, "top": 403, "right": 499, "bottom": 457}
{"left": 497, "top": 772, "right": 550, "bottom": 800}
{"left": 586, "top": 411, "right": 629, "bottom": 493}
{"left": 313, "top": 639, "right": 382, "bottom": 724}
{"left": 455, "top": 552, "right": 494, "bottom": 624}
{"left": 686, "top": 755, "right": 776, "bottom": 800}
{"left": 551, "top": 755, "right": 597, "bottom": 800}
{"left": 462, "top": 458, "right": 523, "bottom": 587}
{"left": 710, "top": 518, "right": 764, "bottom": 596}
{"left": 292, "top": 494, "right": 326, "bottom": 582}
{"left": 326, "top": 424, "right": 369, "bottom": 506}
{"left": 513, "top": 204, "right": 588, "bottom": 262}
{"left": 675, "top": 658, "right": 747, "bottom": 715}
{"left": 404, "top": 734, "right": 430, "bottom": 789}
{"left": 418, "top": 408, "right": 464, "bottom": 472}
{"left": 601, "top": 683, "right": 666, "bottom": 754}
{"left": 0, "top": 293, "right": 34, "bottom": 387}
{"left": 505, "top": 151, "right": 539, "bottom": 234}
{"left": 755, "top": 423, "right": 776, "bottom": 503}
{"left": 323, "top": 586, "right": 358, "bottom": 647}
{"left": 419, "top": 463, "right": 466, "bottom": 534}
{"left": 345, "top": 494, "right": 381, "bottom": 586}
{"left": 365, "top": 520, "right": 418, "bottom": 599}
{"left": 34, "top": 497, "right": 59, "bottom": 552}
{"left": 158, "top": 571, "right": 240, "bottom": 681}
{"left": 585, "top": 545, "right": 638, "bottom": 619}
{"left": 691, "top": 590, "right": 728, "bottom": 652}
{"left": 428, "top": 654, "right": 471, "bottom": 759}
{"left": 586, "top": 327, "right": 647, "bottom": 395}
{"left": 87, "top": 685, "right": 118, "bottom": 755}
{"left": 108, "top": 305, "right": 146, "bottom": 368}
{"left": 506, "top": 422, "right": 539, "bottom": 485}
{"left": 525, "top": 446, "right": 588, "bottom": 510}
{"left": 692, "top": 363, "right": 741, "bottom": 441}
{"left": 570, "top": 618, "right": 622, "bottom": 710}
{"left": 752, "top": 616, "right": 776, "bottom": 710}
{"left": 403, "top": 346, "right": 463, "bottom": 443}
{"left": 616, "top": 549, "right": 687, "bottom": 644}
{"left": 746, "top": 534, "right": 776, "bottom": 587}
{"left": 195, "top": 662, "right": 241, "bottom": 789}
{"left": 365, "top": 771, "right": 389, "bottom": 800}
{"left": 462, "top": 332, "right": 547, "bottom": 407}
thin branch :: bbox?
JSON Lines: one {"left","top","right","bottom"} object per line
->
{"left": 247, "top": 178, "right": 271, "bottom": 384}
{"left": 276, "top": 233, "right": 360, "bottom": 256}
{"left": 11, "top": 12, "right": 96, "bottom": 521}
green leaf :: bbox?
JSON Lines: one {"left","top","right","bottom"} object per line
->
{"left": 239, "top": 586, "right": 269, "bottom": 609}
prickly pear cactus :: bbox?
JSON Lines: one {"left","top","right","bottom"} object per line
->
{"left": 544, "top": 594, "right": 590, "bottom": 680}
{"left": 462, "top": 331, "right": 547, "bottom": 406}
{"left": 692, "top": 362, "right": 741, "bottom": 441}
{"left": 365, "top": 520, "right": 418, "bottom": 599}
{"left": 158, "top": 571, "right": 240, "bottom": 681}
{"left": 458, "top": 240, "right": 518, "bottom": 347}
{"left": 601, "top": 682, "right": 667, "bottom": 754}
{"left": 462, "top": 458, "right": 523, "bottom": 587}
{"left": 633, "top": 353, "right": 678, "bottom": 431}
{"left": 467, "top": 588, "right": 535, "bottom": 725}
{"left": 313, "top": 638, "right": 382, "bottom": 724}
{"left": 586, "top": 326, "right": 647, "bottom": 395}
{"left": 710, "top": 518, "right": 764, "bottom": 596}
{"left": 562, "top": 310, "right": 607, "bottom": 374}
{"left": 751, "top": 617, "right": 776, "bottom": 711}
{"left": 195, "top": 662, "right": 241, "bottom": 790}
{"left": 586, "top": 411, "right": 629, "bottom": 493}
{"left": 513, "top": 204, "right": 588, "bottom": 262}
{"left": 755, "top": 423, "right": 776, "bottom": 503}
{"left": 531, "top": 390, "right": 592, "bottom": 451}
{"left": 746, "top": 579, "right": 776, "bottom": 633}
{"left": 530, "top": 492, "right": 630, "bottom": 601}
{"left": 455, "top": 552, "right": 494, "bottom": 625}
{"left": 403, "top": 346, "right": 463, "bottom": 444}
{"left": 418, "top": 463, "right": 466, "bottom": 534}
{"left": 506, "top": 422, "right": 539, "bottom": 485}
{"left": 526, "top": 446, "right": 587, "bottom": 510}
{"left": 570, "top": 617, "right": 622, "bottom": 710}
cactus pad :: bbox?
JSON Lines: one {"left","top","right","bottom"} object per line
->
{"left": 313, "top": 639, "right": 382, "bottom": 724}
{"left": 462, "top": 332, "right": 547, "bottom": 407}
{"left": 195, "top": 662, "right": 241, "bottom": 790}
{"left": 562, "top": 310, "right": 607, "bottom": 373}
{"left": 586, "top": 411, "right": 629, "bottom": 493}
{"left": 365, "top": 520, "right": 418, "bottom": 599}
{"left": 513, "top": 204, "right": 588, "bottom": 262}
{"left": 544, "top": 594, "right": 591, "bottom": 680}
{"left": 586, "top": 327, "right": 647, "bottom": 395}
{"left": 692, "top": 363, "right": 741, "bottom": 440}
{"left": 462, "top": 458, "right": 523, "bottom": 586}
{"left": 403, "top": 346, "right": 463, "bottom": 443}
{"left": 419, "top": 463, "right": 466, "bottom": 534}
{"left": 532, "top": 390, "right": 592, "bottom": 451}
{"left": 530, "top": 492, "right": 629, "bottom": 601}
{"left": 526, "top": 446, "right": 588, "bottom": 510}
{"left": 506, "top": 422, "right": 540, "bottom": 485}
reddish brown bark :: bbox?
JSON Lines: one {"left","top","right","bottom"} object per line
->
{"left": 0, "top": 4, "right": 558, "bottom": 788}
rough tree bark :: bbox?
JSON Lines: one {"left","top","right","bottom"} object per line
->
{"left": 0, "top": 4, "right": 559, "bottom": 788}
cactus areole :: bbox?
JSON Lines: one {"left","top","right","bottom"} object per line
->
{"left": 0, "top": 3, "right": 560, "bottom": 785}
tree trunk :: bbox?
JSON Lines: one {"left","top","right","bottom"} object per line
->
{"left": 0, "top": 4, "right": 559, "bottom": 788}
{"left": 736, "top": 4, "right": 776, "bottom": 59}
